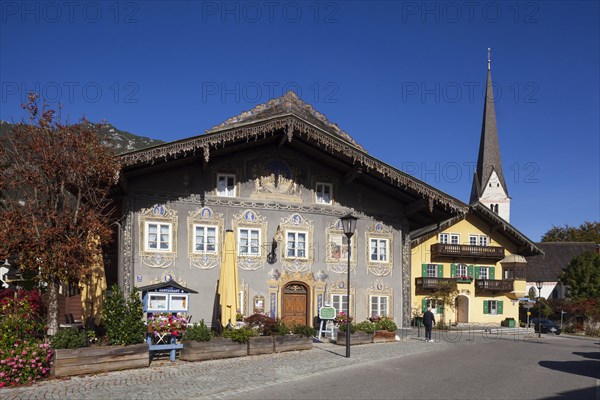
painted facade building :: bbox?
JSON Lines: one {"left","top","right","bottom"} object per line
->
{"left": 114, "top": 92, "right": 466, "bottom": 328}
{"left": 411, "top": 56, "right": 542, "bottom": 325}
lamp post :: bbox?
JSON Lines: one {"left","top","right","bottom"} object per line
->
{"left": 535, "top": 281, "right": 543, "bottom": 338}
{"left": 340, "top": 214, "right": 358, "bottom": 359}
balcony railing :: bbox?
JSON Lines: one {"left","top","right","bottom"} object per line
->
{"left": 415, "top": 277, "right": 456, "bottom": 289}
{"left": 475, "top": 279, "right": 514, "bottom": 292}
{"left": 431, "top": 243, "right": 505, "bottom": 261}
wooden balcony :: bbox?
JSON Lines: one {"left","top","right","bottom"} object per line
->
{"left": 430, "top": 243, "right": 505, "bottom": 262}
{"left": 475, "top": 279, "right": 514, "bottom": 292}
{"left": 415, "top": 277, "right": 456, "bottom": 290}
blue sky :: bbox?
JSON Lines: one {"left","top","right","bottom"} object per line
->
{"left": 1, "top": 1, "right": 599, "bottom": 241}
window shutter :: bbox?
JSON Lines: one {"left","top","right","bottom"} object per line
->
{"left": 475, "top": 267, "right": 481, "bottom": 279}
{"left": 483, "top": 300, "right": 489, "bottom": 314}
{"left": 437, "top": 304, "right": 444, "bottom": 314}
{"left": 450, "top": 264, "right": 457, "bottom": 277}
{"left": 437, "top": 264, "right": 444, "bottom": 278}
{"left": 489, "top": 267, "right": 495, "bottom": 280}
{"left": 498, "top": 301, "right": 504, "bottom": 314}
{"left": 422, "top": 299, "right": 428, "bottom": 313}
{"left": 422, "top": 264, "right": 428, "bottom": 278}
{"left": 468, "top": 265, "right": 474, "bottom": 278}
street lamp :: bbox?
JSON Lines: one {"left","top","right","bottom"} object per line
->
{"left": 535, "top": 281, "right": 543, "bottom": 338}
{"left": 340, "top": 213, "right": 358, "bottom": 358}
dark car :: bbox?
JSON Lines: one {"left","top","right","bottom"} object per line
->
{"left": 531, "top": 318, "right": 561, "bottom": 335}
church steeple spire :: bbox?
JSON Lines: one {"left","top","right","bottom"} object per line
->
{"left": 470, "top": 49, "right": 511, "bottom": 221}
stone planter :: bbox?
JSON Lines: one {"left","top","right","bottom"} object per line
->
{"left": 336, "top": 331, "right": 373, "bottom": 346}
{"left": 273, "top": 334, "right": 313, "bottom": 353}
{"left": 373, "top": 330, "right": 396, "bottom": 343}
{"left": 52, "top": 343, "right": 149, "bottom": 377}
{"left": 180, "top": 337, "right": 247, "bottom": 361}
{"left": 248, "top": 336, "right": 274, "bottom": 355}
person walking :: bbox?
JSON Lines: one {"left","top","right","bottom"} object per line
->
{"left": 423, "top": 307, "right": 435, "bottom": 342}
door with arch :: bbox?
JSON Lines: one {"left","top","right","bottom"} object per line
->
{"left": 455, "top": 295, "right": 469, "bottom": 323}
{"left": 282, "top": 282, "right": 308, "bottom": 326}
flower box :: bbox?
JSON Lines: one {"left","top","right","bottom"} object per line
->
{"left": 52, "top": 343, "right": 149, "bottom": 377}
{"left": 456, "top": 279, "right": 473, "bottom": 283}
{"left": 373, "top": 330, "right": 396, "bottom": 343}
{"left": 273, "top": 334, "right": 313, "bottom": 353}
{"left": 336, "top": 331, "right": 373, "bottom": 346}
{"left": 180, "top": 338, "right": 247, "bottom": 361}
{"left": 248, "top": 336, "right": 274, "bottom": 355}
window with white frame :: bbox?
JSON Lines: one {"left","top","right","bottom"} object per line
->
{"left": 315, "top": 182, "right": 333, "bottom": 205}
{"left": 193, "top": 225, "right": 218, "bottom": 254}
{"left": 286, "top": 231, "right": 307, "bottom": 258}
{"left": 479, "top": 236, "right": 489, "bottom": 247}
{"left": 456, "top": 264, "right": 468, "bottom": 277}
{"left": 479, "top": 267, "right": 489, "bottom": 279}
{"left": 426, "top": 299, "right": 438, "bottom": 313}
{"left": 427, "top": 264, "right": 438, "bottom": 277}
{"left": 488, "top": 300, "right": 498, "bottom": 315}
{"left": 369, "top": 238, "right": 388, "bottom": 262}
{"left": 439, "top": 233, "right": 449, "bottom": 244}
{"left": 370, "top": 295, "right": 388, "bottom": 317}
{"left": 238, "top": 228, "right": 260, "bottom": 256}
{"left": 331, "top": 294, "right": 348, "bottom": 316}
{"left": 450, "top": 234, "right": 460, "bottom": 245}
{"left": 145, "top": 222, "right": 172, "bottom": 252}
{"left": 217, "top": 174, "right": 236, "bottom": 197}
{"left": 469, "top": 235, "right": 478, "bottom": 246}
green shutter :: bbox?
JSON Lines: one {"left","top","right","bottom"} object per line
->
{"left": 437, "top": 264, "right": 444, "bottom": 278}
{"left": 498, "top": 301, "right": 504, "bottom": 315}
{"left": 422, "top": 264, "right": 428, "bottom": 278}
{"left": 437, "top": 304, "right": 444, "bottom": 314}
{"left": 467, "top": 265, "right": 474, "bottom": 278}
{"left": 450, "top": 264, "right": 457, "bottom": 277}
{"left": 422, "top": 299, "right": 428, "bottom": 313}
{"left": 483, "top": 300, "right": 489, "bottom": 314}
{"left": 489, "top": 267, "right": 495, "bottom": 280}
{"left": 475, "top": 267, "right": 481, "bottom": 279}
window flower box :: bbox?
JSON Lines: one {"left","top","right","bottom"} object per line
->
{"left": 455, "top": 276, "right": 473, "bottom": 283}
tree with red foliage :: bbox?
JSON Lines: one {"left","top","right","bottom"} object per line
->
{"left": 0, "top": 95, "right": 120, "bottom": 335}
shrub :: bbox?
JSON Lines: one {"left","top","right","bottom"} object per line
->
{"left": 0, "top": 292, "right": 52, "bottom": 387}
{"left": 183, "top": 320, "right": 212, "bottom": 342}
{"left": 101, "top": 285, "right": 145, "bottom": 346}
{"left": 50, "top": 328, "right": 87, "bottom": 349}
{"left": 338, "top": 322, "right": 357, "bottom": 334}
{"left": 375, "top": 318, "right": 398, "bottom": 332}
{"left": 355, "top": 320, "right": 376, "bottom": 334}
{"left": 291, "top": 324, "right": 316, "bottom": 338}
{"left": 244, "top": 314, "right": 278, "bottom": 336}
{"left": 223, "top": 327, "right": 256, "bottom": 343}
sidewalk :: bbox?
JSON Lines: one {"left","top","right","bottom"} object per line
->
{"left": 3, "top": 335, "right": 467, "bottom": 400}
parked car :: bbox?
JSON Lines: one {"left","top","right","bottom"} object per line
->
{"left": 531, "top": 318, "right": 561, "bottom": 335}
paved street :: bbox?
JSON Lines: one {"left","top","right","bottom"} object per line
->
{"left": 2, "top": 330, "right": 598, "bottom": 399}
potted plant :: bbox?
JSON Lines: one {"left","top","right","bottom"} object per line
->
{"left": 336, "top": 320, "right": 374, "bottom": 346}
{"left": 180, "top": 320, "right": 248, "bottom": 361}
{"left": 274, "top": 324, "right": 315, "bottom": 353}
{"left": 52, "top": 285, "right": 149, "bottom": 377}
{"left": 371, "top": 316, "right": 397, "bottom": 343}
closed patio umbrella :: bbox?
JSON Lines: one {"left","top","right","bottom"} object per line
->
{"left": 80, "top": 234, "right": 107, "bottom": 326}
{"left": 218, "top": 230, "right": 239, "bottom": 327}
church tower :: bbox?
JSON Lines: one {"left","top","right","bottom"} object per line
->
{"left": 470, "top": 49, "right": 511, "bottom": 221}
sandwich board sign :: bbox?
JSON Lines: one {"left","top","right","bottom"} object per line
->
{"left": 318, "top": 306, "right": 336, "bottom": 340}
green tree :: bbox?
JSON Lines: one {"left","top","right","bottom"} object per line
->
{"left": 560, "top": 252, "right": 600, "bottom": 300}
{"left": 541, "top": 221, "right": 600, "bottom": 242}
{"left": 430, "top": 280, "right": 459, "bottom": 326}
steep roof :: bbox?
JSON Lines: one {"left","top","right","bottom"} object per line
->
{"left": 207, "top": 91, "right": 364, "bottom": 150}
{"left": 411, "top": 201, "right": 543, "bottom": 256}
{"left": 525, "top": 242, "right": 599, "bottom": 282}
{"left": 470, "top": 61, "right": 509, "bottom": 203}
{"left": 119, "top": 92, "right": 468, "bottom": 231}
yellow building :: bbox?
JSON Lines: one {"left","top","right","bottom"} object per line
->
{"left": 411, "top": 203, "right": 540, "bottom": 326}
{"left": 411, "top": 54, "right": 542, "bottom": 326}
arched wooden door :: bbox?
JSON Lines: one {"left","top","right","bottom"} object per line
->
{"left": 456, "top": 295, "right": 469, "bottom": 323}
{"left": 282, "top": 282, "right": 308, "bottom": 326}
